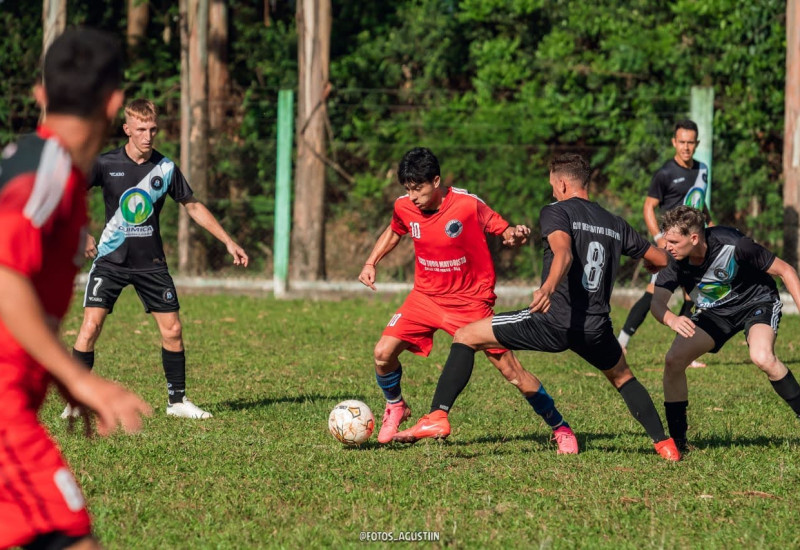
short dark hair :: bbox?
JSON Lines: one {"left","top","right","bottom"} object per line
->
{"left": 43, "top": 27, "right": 123, "bottom": 117}
{"left": 548, "top": 153, "right": 591, "bottom": 188}
{"left": 674, "top": 119, "right": 699, "bottom": 137}
{"left": 398, "top": 147, "right": 440, "bottom": 185}
{"left": 661, "top": 205, "right": 705, "bottom": 236}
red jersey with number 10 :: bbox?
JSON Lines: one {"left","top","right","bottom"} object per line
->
{"left": 390, "top": 187, "right": 509, "bottom": 307}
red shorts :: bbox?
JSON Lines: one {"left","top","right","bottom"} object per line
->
{"left": 382, "top": 289, "right": 507, "bottom": 356}
{"left": 0, "top": 384, "right": 91, "bottom": 547}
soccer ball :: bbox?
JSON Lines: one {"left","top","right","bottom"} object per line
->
{"left": 328, "top": 400, "right": 375, "bottom": 445}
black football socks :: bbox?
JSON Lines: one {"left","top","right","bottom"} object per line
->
{"left": 162, "top": 348, "right": 186, "bottom": 404}
{"left": 617, "top": 378, "right": 669, "bottom": 443}
{"left": 376, "top": 364, "right": 403, "bottom": 403}
{"left": 771, "top": 370, "right": 800, "bottom": 418}
{"left": 72, "top": 348, "right": 95, "bottom": 370}
{"left": 664, "top": 400, "right": 689, "bottom": 450}
{"left": 430, "top": 343, "right": 476, "bottom": 413}
{"left": 620, "top": 291, "right": 653, "bottom": 343}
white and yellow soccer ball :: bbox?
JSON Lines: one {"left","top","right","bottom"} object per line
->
{"left": 328, "top": 400, "right": 375, "bottom": 445}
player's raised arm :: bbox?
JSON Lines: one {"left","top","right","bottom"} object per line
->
{"left": 181, "top": 197, "right": 249, "bottom": 267}
{"left": 530, "top": 230, "right": 572, "bottom": 313}
{"left": 359, "top": 225, "right": 402, "bottom": 291}
{"left": 0, "top": 266, "right": 152, "bottom": 435}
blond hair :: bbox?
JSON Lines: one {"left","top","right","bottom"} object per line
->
{"left": 124, "top": 98, "right": 157, "bottom": 122}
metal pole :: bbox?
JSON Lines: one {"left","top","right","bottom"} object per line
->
{"left": 274, "top": 89, "right": 294, "bottom": 297}
{"left": 690, "top": 86, "right": 715, "bottom": 210}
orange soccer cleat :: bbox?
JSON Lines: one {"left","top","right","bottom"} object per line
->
{"left": 392, "top": 410, "right": 451, "bottom": 443}
{"left": 552, "top": 425, "right": 579, "bottom": 455}
{"left": 654, "top": 437, "right": 682, "bottom": 462}
{"left": 377, "top": 400, "right": 412, "bottom": 444}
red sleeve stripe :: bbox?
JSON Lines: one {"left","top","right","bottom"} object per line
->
{"left": 23, "top": 139, "right": 71, "bottom": 228}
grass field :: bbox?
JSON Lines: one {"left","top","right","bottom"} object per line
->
{"left": 44, "top": 290, "right": 800, "bottom": 548}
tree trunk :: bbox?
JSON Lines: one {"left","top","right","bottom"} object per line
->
{"left": 208, "top": 0, "right": 229, "bottom": 133}
{"left": 291, "top": 0, "right": 331, "bottom": 281}
{"left": 42, "top": 0, "right": 66, "bottom": 54}
{"left": 784, "top": 0, "right": 800, "bottom": 270}
{"left": 127, "top": 0, "right": 149, "bottom": 50}
{"left": 178, "top": 0, "right": 209, "bottom": 274}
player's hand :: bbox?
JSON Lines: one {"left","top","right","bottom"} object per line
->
{"left": 227, "top": 242, "right": 249, "bottom": 267}
{"left": 656, "top": 237, "right": 667, "bottom": 249}
{"left": 529, "top": 286, "right": 553, "bottom": 314}
{"left": 643, "top": 258, "right": 661, "bottom": 274}
{"left": 502, "top": 225, "right": 531, "bottom": 247}
{"left": 65, "top": 372, "right": 153, "bottom": 437}
{"left": 359, "top": 264, "right": 377, "bottom": 291}
{"left": 85, "top": 234, "right": 98, "bottom": 259}
{"left": 667, "top": 314, "right": 696, "bottom": 339}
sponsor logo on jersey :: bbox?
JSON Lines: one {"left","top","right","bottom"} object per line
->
{"left": 110, "top": 171, "right": 125, "bottom": 176}
{"left": 151, "top": 175, "right": 164, "bottom": 190}
{"left": 122, "top": 225, "right": 154, "bottom": 237}
{"left": 120, "top": 187, "right": 154, "bottom": 225}
{"left": 444, "top": 219, "right": 463, "bottom": 238}
{"left": 684, "top": 187, "right": 706, "bottom": 209}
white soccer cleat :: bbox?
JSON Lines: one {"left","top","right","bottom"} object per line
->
{"left": 60, "top": 404, "right": 82, "bottom": 419}
{"left": 166, "top": 397, "right": 213, "bottom": 419}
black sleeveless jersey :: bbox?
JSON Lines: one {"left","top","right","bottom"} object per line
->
{"left": 655, "top": 226, "right": 778, "bottom": 316}
{"left": 539, "top": 198, "right": 651, "bottom": 330}
{"left": 647, "top": 158, "right": 709, "bottom": 212}
{"left": 90, "top": 147, "right": 193, "bottom": 272}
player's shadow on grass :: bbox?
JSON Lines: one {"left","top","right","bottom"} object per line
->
{"left": 216, "top": 393, "right": 368, "bottom": 411}
{"left": 686, "top": 434, "right": 800, "bottom": 450}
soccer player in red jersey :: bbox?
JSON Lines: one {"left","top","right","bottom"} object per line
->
{"left": 0, "top": 28, "right": 152, "bottom": 549}
{"left": 358, "top": 147, "right": 577, "bottom": 453}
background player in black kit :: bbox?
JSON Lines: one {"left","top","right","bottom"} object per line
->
{"left": 618, "top": 120, "right": 713, "bottom": 368}
{"left": 395, "top": 153, "right": 682, "bottom": 461}
{"left": 64, "top": 98, "right": 248, "bottom": 420}
{"left": 652, "top": 206, "right": 800, "bottom": 451}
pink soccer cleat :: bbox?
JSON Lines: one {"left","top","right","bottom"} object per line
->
{"left": 377, "top": 400, "right": 412, "bottom": 444}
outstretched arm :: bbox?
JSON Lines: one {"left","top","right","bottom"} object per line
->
{"left": 530, "top": 230, "right": 572, "bottom": 313}
{"left": 182, "top": 197, "right": 249, "bottom": 267}
{"left": 643, "top": 197, "right": 663, "bottom": 245}
{"left": 767, "top": 257, "right": 800, "bottom": 309}
{"left": 0, "top": 266, "right": 152, "bottom": 436}
{"left": 358, "top": 226, "right": 402, "bottom": 291}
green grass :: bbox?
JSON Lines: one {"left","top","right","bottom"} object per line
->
{"left": 44, "top": 291, "right": 800, "bottom": 548}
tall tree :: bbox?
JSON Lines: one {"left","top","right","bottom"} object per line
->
{"left": 785, "top": 0, "right": 800, "bottom": 269}
{"left": 42, "top": 0, "right": 66, "bottom": 54}
{"left": 127, "top": 0, "right": 149, "bottom": 50}
{"left": 178, "top": 0, "right": 209, "bottom": 274}
{"left": 291, "top": 0, "right": 331, "bottom": 281}
{"left": 208, "top": 0, "right": 229, "bottom": 133}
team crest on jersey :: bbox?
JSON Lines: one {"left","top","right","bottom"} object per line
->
{"left": 163, "top": 288, "right": 176, "bottom": 302}
{"left": 753, "top": 308, "right": 763, "bottom": 317}
{"left": 444, "top": 219, "right": 463, "bottom": 238}
{"left": 713, "top": 267, "right": 729, "bottom": 280}
{"left": 151, "top": 176, "right": 164, "bottom": 190}
{"left": 120, "top": 187, "right": 154, "bottom": 225}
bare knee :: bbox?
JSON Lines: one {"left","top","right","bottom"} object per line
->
{"left": 160, "top": 319, "right": 183, "bottom": 347}
{"left": 76, "top": 318, "right": 104, "bottom": 349}
{"left": 373, "top": 340, "right": 401, "bottom": 374}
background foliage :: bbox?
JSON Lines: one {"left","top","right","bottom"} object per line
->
{"left": 0, "top": 0, "right": 786, "bottom": 279}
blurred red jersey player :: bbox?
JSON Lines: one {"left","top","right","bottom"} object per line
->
{"left": 0, "top": 28, "right": 151, "bottom": 550}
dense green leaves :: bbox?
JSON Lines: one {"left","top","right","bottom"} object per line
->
{"left": 0, "top": 0, "right": 787, "bottom": 277}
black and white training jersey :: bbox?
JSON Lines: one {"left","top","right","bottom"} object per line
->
{"left": 647, "top": 159, "right": 709, "bottom": 212}
{"left": 539, "top": 198, "right": 651, "bottom": 331}
{"left": 90, "top": 147, "right": 193, "bottom": 273}
{"left": 655, "top": 226, "right": 778, "bottom": 316}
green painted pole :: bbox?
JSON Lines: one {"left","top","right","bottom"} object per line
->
{"left": 690, "top": 86, "right": 715, "bottom": 210}
{"left": 274, "top": 89, "right": 294, "bottom": 297}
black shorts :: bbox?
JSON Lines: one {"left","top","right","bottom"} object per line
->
{"left": 692, "top": 299, "right": 782, "bottom": 353}
{"left": 83, "top": 265, "right": 180, "bottom": 314}
{"left": 491, "top": 308, "right": 622, "bottom": 370}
